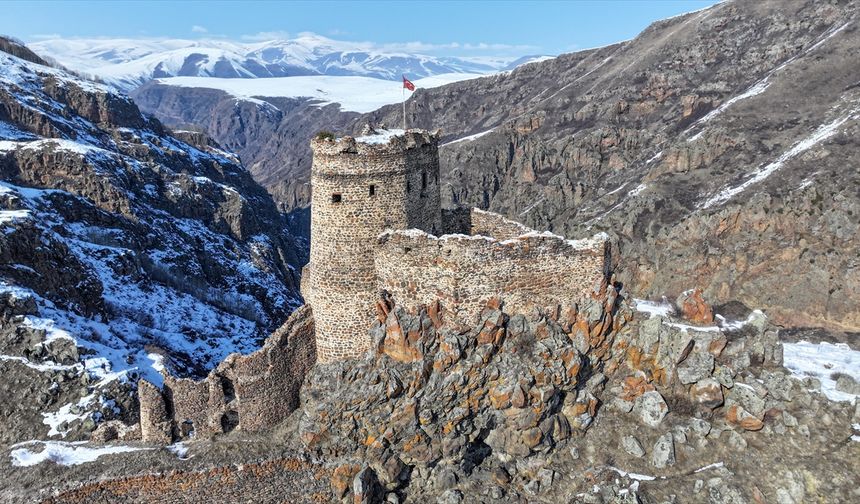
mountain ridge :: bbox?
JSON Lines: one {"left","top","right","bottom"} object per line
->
{"left": 28, "top": 34, "right": 512, "bottom": 90}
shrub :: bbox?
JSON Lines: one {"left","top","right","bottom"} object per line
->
{"left": 315, "top": 130, "right": 335, "bottom": 141}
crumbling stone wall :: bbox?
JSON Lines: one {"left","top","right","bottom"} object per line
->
{"left": 139, "top": 305, "right": 315, "bottom": 442}
{"left": 305, "top": 130, "right": 442, "bottom": 363}
{"left": 469, "top": 207, "right": 532, "bottom": 240}
{"left": 375, "top": 227, "right": 609, "bottom": 324}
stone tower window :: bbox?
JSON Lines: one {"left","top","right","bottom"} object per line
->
{"left": 331, "top": 193, "right": 342, "bottom": 203}
{"left": 369, "top": 184, "right": 376, "bottom": 196}
{"left": 407, "top": 181, "right": 411, "bottom": 193}
{"left": 422, "top": 172, "right": 428, "bottom": 189}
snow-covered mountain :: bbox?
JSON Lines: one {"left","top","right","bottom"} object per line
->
{"left": 0, "top": 37, "right": 304, "bottom": 443}
{"left": 29, "top": 34, "right": 509, "bottom": 90}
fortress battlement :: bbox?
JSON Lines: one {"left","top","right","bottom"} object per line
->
{"left": 375, "top": 209, "right": 609, "bottom": 324}
{"left": 310, "top": 128, "right": 440, "bottom": 164}
{"left": 303, "top": 128, "right": 610, "bottom": 362}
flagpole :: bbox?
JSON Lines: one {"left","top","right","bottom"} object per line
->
{"left": 402, "top": 82, "right": 407, "bottom": 131}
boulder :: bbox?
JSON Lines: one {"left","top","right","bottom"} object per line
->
{"left": 353, "top": 466, "right": 382, "bottom": 504}
{"left": 727, "top": 383, "right": 766, "bottom": 418}
{"left": 621, "top": 435, "right": 646, "bottom": 457}
{"left": 690, "top": 378, "right": 724, "bottom": 409}
{"left": 332, "top": 464, "right": 361, "bottom": 499}
{"left": 634, "top": 390, "right": 669, "bottom": 427}
{"left": 651, "top": 432, "right": 675, "bottom": 468}
{"left": 676, "top": 288, "right": 714, "bottom": 325}
{"left": 726, "top": 405, "right": 764, "bottom": 431}
{"left": 677, "top": 352, "right": 715, "bottom": 384}
{"left": 835, "top": 374, "right": 860, "bottom": 395}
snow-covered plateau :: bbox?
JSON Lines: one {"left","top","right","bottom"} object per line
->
{"left": 156, "top": 72, "right": 485, "bottom": 113}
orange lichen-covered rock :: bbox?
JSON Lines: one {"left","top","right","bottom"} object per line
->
{"left": 677, "top": 288, "right": 715, "bottom": 324}
{"left": 726, "top": 405, "right": 764, "bottom": 431}
{"left": 331, "top": 465, "right": 360, "bottom": 499}
{"left": 620, "top": 374, "right": 656, "bottom": 402}
{"left": 690, "top": 378, "right": 724, "bottom": 409}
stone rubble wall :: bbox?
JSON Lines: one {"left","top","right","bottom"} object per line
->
{"left": 469, "top": 207, "right": 533, "bottom": 241}
{"left": 375, "top": 227, "right": 609, "bottom": 325}
{"left": 139, "top": 305, "right": 315, "bottom": 442}
{"left": 307, "top": 131, "right": 441, "bottom": 363}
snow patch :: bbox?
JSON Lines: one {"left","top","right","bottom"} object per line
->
{"left": 645, "top": 151, "right": 663, "bottom": 164}
{"left": 633, "top": 298, "right": 675, "bottom": 318}
{"left": 608, "top": 466, "right": 658, "bottom": 481}
{"left": 355, "top": 128, "right": 405, "bottom": 145}
{"left": 0, "top": 355, "right": 81, "bottom": 373}
{"left": 147, "top": 353, "right": 166, "bottom": 374}
{"left": 627, "top": 184, "right": 646, "bottom": 198}
{"left": 694, "top": 462, "right": 725, "bottom": 473}
{"left": 156, "top": 73, "right": 484, "bottom": 113}
{"left": 518, "top": 197, "right": 545, "bottom": 217}
{"left": 783, "top": 340, "right": 859, "bottom": 403}
{"left": 10, "top": 440, "right": 147, "bottom": 467}
{"left": 702, "top": 113, "right": 853, "bottom": 208}
{"left": 697, "top": 80, "right": 770, "bottom": 126}
{"left": 441, "top": 129, "right": 494, "bottom": 146}
{"left": 167, "top": 441, "right": 192, "bottom": 460}
{"left": 0, "top": 209, "right": 31, "bottom": 224}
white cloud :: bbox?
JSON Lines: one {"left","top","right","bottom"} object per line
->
{"left": 191, "top": 25, "right": 208, "bottom": 34}
{"left": 238, "top": 30, "right": 539, "bottom": 55}
{"left": 29, "top": 33, "right": 62, "bottom": 40}
{"left": 376, "top": 40, "right": 538, "bottom": 53}
{"left": 241, "top": 30, "right": 291, "bottom": 41}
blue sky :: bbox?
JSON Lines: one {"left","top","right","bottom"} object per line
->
{"left": 3, "top": 0, "right": 718, "bottom": 57}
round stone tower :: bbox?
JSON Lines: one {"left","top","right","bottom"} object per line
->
{"left": 303, "top": 128, "right": 442, "bottom": 362}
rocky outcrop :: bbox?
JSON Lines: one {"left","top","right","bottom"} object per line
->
{"left": 298, "top": 281, "right": 626, "bottom": 497}
{"left": 289, "top": 292, "right": 859, "bottom": 503}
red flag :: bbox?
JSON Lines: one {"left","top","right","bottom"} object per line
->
{"left": 402, "top": 75, "right": 415, "bottom": 91}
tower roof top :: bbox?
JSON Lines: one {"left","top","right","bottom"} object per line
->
{"left": 311, "top": 126, "right": 439, "bottom": 157}
{"left": 354, "top": 128, "right": 406, "bottom": 145}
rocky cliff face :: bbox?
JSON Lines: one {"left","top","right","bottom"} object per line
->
{"left": 0, "top": 39, "right": 305, "bottom": 444}
{"left": 364, "top": 0, "right": 860, "bottom": 332}
{"left": 129, "top": 85, "right": 357, "bottom": 216}
{"left": 2, "top": 287, "right": 857, "bottom": 503}
{"left": 134, "top": 0, "right": 860, "bottom": 331}
{"left": 288, "top": 292, "right": 858, "bottom": 503}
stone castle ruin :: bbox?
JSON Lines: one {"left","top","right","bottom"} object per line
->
{"left": 303, "top": 127, "right": 609, "bottom": 363}
{"left": 138, "top": 127, "right": 610, "bottom": 442}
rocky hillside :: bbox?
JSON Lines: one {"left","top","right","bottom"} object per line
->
{"left": 364, "top": 0, "right": 860, "bottom": 333}
{"left": 0, "top": 38, "right": 305, "bottom": 444}
{"left": 3, "top": 288, "right": 858, "bottom": 503}
{"left": 134, "top": 0, "right": 860, "bottom": 332}
{"left": 128, "top": 86, "right": 358, "bottom": 212}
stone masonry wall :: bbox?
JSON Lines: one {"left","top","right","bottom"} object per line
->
{"left": 306, "top": 131, "right": 441, "bottom": 363}
{"left": 375, "top": 225, "right": 610, "bottom": 324}
{"left": 469, "top": 207, "right": 533, "bottom": 240}
{"left": 139, "top": 305, "right": 316, "bottom": 442}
